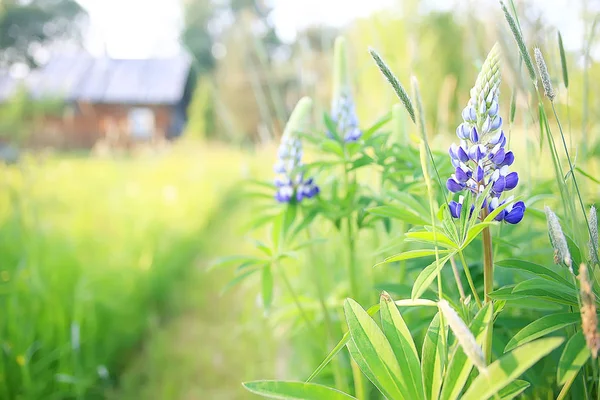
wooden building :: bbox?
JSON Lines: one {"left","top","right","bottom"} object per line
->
{"left": 0, "top": 53, "right": 195, "bottom": 149}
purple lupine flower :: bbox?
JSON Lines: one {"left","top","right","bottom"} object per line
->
{"left": 329, "top": 91, "right": 362, "bottom": 142}
{"left": 446, "top": 44, "right": 525, "bottom": 224}
{"left": 274, "top": 133, "right": 319, "bottom": 203}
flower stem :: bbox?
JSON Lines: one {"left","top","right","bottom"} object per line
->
{"left": 305, "top": 228, "right": 347, "bottom": 392}
{"left": 450, "top": 256, "right": 466, "bottom": 302}
{"left": 343, "top": 148, "right": 367, "bottom": 399}
{"left": 480, "top": 208, "right": 494, "bottom": 364}
{"left": 458, "top": 250, "right": 482, "bottom": 308}
{"left": 278, "top": 262, "right": 317, "bottom": 334}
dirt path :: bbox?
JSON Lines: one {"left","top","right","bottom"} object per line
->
{"left": 114, "top": 198, "right": 276, "bottom": 399}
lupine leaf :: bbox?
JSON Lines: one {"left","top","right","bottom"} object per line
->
{"left": 440, "top": 303, "right": 493, "bottom": 400}
{"left": 377, "top": 249, "right": 450, "bottom": 267}
{"left": 461, "top": 222, "right": 496, "bottom": 250}
{"left": 505, "top": 313, "right": 580, "bottom": 352}
{"left": 512, "top": 278, "right": 578, "bottom": 306}
{"left": 405, "top": 231, "right": 458, "bottom": 249}
{"left": 361, "top": 112, "right": 392, "bottom": 141}
{"left": 262, "top": 265, "right": 274, "bottom": 312}
{"left": 422, "top": 313, "right": 446, "bottom": 400}
{"left": 307, "top": 304, "right": 381, "bottom": 382}
{"left": 367, "top": 205, "right": 429, "bottom": 226}
{"left": 243, "top": 381, "right": 357, "bottom": 399}
{"left": 557, "top": 331, "right": 590, "bottom": 385}
{"left": 498, "top": 380, "right": 530, "bottom": 400}
{"left": 343, "top": 299, "right": 406, "bottom": 399}
{"left": 221, "top": 269, "right": 260, "bottom": 295}
{"left": 496, "top": 259, "right": 573, "bottom": 287}
{"left": 411, "top": 253, "right": 454, "bottom": 299}
{"left": 461, "top": 338, "right": 564, "bottom": 400}
{"left": 380, "top": 292, "right": 425, "bottom": 400}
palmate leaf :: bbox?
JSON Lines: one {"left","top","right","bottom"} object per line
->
{"left": 412, "top": 253, "right": 454, "bottom": 299}
{"left": 496, "top": 259, "right": 574, "bottom": 287}
{"left": 243, "top": 381, "right": 356, "bottom": 399}
{"left": 367, "top": 205, "right": 430, "bottom": 226}
{"left": 504, "top": 313, "right": 580, "bottom": 352}
{"left": 461, "top": 338, "right": 564, "bottom": 400}
{"left": 440, "top": 303, "right": 493, "bottom": 400}
{"left": 376, "top": 249, "right": 450, "bottom": 267}
{"left": 511, "top": 278, "right": 579, "bottom": 306}
{"left": 343, "top": 298, "right": 406, "bottom": 400}
{"left": 404, "top": 231, "right": 458, "bottom": 249}
{"left": 422, "top": 313, "right": 446, "bottom": 400}
{"left": 380, "top": 292, "right": 425, "bottom": 400}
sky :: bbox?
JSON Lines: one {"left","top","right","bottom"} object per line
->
{"left": 75, "top": 0, "right": 588, "bottom": 59}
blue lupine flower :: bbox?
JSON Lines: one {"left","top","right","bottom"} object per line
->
{"left": 446, "top": 44, "right": 525, "bottom": 224}
{"left": 274, "top": 98, "right": 319, "bottom": 203}
{"left": 330, "top": 91, "right": 362, "bottom": 142}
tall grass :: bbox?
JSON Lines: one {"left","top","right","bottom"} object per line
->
{"left": 0, "top": 144, "right": 264, "bottom": 398}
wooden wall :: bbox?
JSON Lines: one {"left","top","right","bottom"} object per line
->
{"left": 30, "top": 102, "right": 173, "bottom": 149}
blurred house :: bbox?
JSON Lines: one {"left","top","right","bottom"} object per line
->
{"left": 0, "top": 53, "right": 195, "bottom": 149}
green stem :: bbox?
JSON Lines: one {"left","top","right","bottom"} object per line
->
{"left": 278, "top": 263, "right": 317, "bottom": 334}
{"left": 305, "top": 228, "right": 347, "bottom": 392}
{"left": 458, "top": 250, "right": 482, "bottom": 308}
{"left": 551, "top": 102, "right": 597, "bottom": 259}
{"left": 342, "top": 147, "right": 367, "bottom": 399}
{"left": 481, "top": 208, "right": 494, "bottom": 364}
{"left": 449, "top": 256, "right": 466, "bottom": 302}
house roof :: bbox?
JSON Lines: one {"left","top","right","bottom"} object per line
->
{"left": 2, "top": 52, "right": 192, "bottom": 105}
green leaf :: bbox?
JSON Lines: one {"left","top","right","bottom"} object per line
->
{"left": 262, "top": 266, "right": 273, "bottom": 312}
{"left": 207, "top": 255, "right": 264, "bottom": 271}
{"left": 461, "top": 338, "right": 564, "bottom": 400}
{"left": 306, "top": 304, "right": 382, "bottom": 382}
{"left": 422, "top": 313, "right": 446, "bottom": 400}
{"left": 221, "top": 269, "right": 260, "bottom": 295}
{"left": 461, "top": 222, "right": 496, "bottom": 250}
{"left": 411, "top": 254, "right": 453, "bottom": 299}
{"left": 243, "top": 381, "right": 357, "bottom": 399}
{"left": 282, "top": 205, "right": 297, "bottom": 241}
{"left": 377, "top": 249, "right": 450, "bottom": 267}
{"left": 405, "top": 231, "right": 458, "bottom": 249}
{"left": 380, "top": 292, "right": 424, "bottom": 400}
{"left": 498, "top": 380, "right": 530, "bottom": 400}
{"left": 306, "top": 332, "right": 350, "bottom": 382}
{"left": 496, "top": 259, "right": 573, "bottom": 287}
{"left": 321, "top": 140, "right": 345, "bottom": 157}
{"left": 367, "top": 205, "right": 429, "bottom": 226}
{"left": 557, "top": 331, "right": 591, "bottom": 385}
{"left": 361, "top": 112, "right": 392, "bottom": 141}
{"left": 343, "top": 298, "right": 406, "bottom": 399}
{"left": 505, "top": 313, "right": 580, "bottom": 352}
{"left": 512, "top": 278, "right": 578, "bottom": 306}
{"left": 440, "top": 303, "right": 493, "bottom": 400}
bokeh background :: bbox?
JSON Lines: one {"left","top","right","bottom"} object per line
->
{"left": 0, "top": 0, "right": 599, "bottom": 398}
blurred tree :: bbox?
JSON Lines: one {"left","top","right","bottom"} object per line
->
{"left": 0, "top": 0, "right": 86, "bottom": 67}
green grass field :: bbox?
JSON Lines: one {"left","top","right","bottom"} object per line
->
{"left": 0, "top": 143, "right": 274, "bottom": 399}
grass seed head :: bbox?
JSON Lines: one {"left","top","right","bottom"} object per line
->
{"left": 545, "top": 206, "right": 572, "bottom": 272}
{"left": 534, "top": 48, "right": 556, "bottom": 101}
{"left": 578, "top": 263, "right": 599, "bottom": 358}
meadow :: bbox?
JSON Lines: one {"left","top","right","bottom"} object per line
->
{"left": 3, "top": 1, "right": 600, "bottom": 400}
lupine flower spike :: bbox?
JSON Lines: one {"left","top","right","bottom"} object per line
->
{"left": 446, "top": 43, "right": 525, "bottom": 224}
{"left": 274, "top": 97, "right": 319, "bottom": 203}
{"left": 578, "top": 263, "right": 599, "bottom": 358}
{"left": 329, "top": 36, "right": 361, "bottom": 142}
